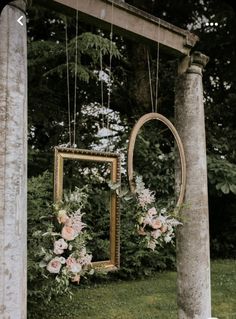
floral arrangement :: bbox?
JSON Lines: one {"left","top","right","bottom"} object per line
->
{"left": 134, "top": 175, "right": 182, "bottom": 251}
{"left": 39, "top": 187, "right": 94, "bottom": 285}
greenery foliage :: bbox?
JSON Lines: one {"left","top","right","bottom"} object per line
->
{"left": 208, "top": 155, "right": 236, "bottom": 195}
{"left": 27, "top": 171, "right": 57, "bottom": 303}
{"left": 27, "top": 170, "right": 178, "bottom": 307}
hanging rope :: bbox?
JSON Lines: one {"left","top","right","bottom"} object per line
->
{"left": 65, "top": 17, "right": 72, "bottom": 146}
{"left": 107, "top": 1, "right": 114, "bottom": 126}
{"left": 73, "top": 9, "right": 79, "bottom": 147}
{"left": 105, "top": 0, "right": 114, "bottom": 151}
{"left": 147, "top": 50, "right": 154, "bottom": 113}
{"left": 107, "top": 1, "right": 114, "bottom": 111}
{"left": 154, "top": 18, "right": 160, "bottom": 113}
{"left": 147, "top": 18, "right": 160, "bottom": 114}
{"left": 99, "top": 49, "right": 105, "bottom": 129}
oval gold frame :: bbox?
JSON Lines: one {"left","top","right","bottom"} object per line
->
{"left": 127, "top": 112, "right": 186, "bottom": 209}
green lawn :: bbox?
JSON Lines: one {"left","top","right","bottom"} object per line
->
{"left": 29, "top": 259, "right": 236, "bottom": 319}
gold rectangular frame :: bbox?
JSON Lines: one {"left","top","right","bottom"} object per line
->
{"left": 54, "top": 147, "right": 120, "bottom": 270}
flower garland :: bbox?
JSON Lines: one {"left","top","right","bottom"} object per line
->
{"left": 134, "top": 176, "right": 182, "bottom": 251}
{"left": 40, "top": 187, "right": 94, "bottom": 285}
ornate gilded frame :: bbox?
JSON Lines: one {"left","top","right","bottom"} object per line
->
{"left": 54, "top": 147, "right": 120, "bottom": 270}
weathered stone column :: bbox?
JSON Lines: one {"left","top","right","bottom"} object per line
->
{"left": 0, "top": 1, "right": 27, "bottom": 318}
{"left": 175, "top": 52, "right": 211, "bottom": 319}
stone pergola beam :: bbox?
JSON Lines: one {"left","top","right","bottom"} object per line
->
{"left": 39, "top": 0, "right": 198, "bottom": 57}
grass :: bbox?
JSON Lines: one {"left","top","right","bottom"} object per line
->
{"left": 30, "top": 259, "right": 236, "bottom": 319}
{"left": 211, "top": 260, "right": 236, "bottom": 318}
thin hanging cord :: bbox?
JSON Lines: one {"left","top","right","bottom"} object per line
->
{"left": 100, "top": 49, "right": 105, "bottom": 129}
{"left": 65, "top": 17, "right": 72, "bottom": 146}
{"left": 154, "top": 18, "right": 160, "bottom": 113}
{"left": 147, "top": 50, "right": 154, "bottom": 113}
{"left": 107, "top": 3, "right": 113, "bottom": 111}
{"left": 106, "top": 0, "right": 114, "bottom": 151}
{"left": 107, "top": 3, "right": 114, "bottom": 111}
{"left": 73, "top": 9, "right": 79, "bottom": 147}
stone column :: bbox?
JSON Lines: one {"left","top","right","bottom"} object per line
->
{"left": 175, "top": 52, "right": 211, "bottom": 319}
{"left": 0, "top": 1, "right": 27, "bottom": 318}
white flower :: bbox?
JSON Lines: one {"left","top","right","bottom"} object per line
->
{"left": 70, "top": 263, "right": 82, "bottom": 273}
{"left": 147, "top": 240, "right": 156, "bottom": 251}
{"left": 135, "top": 175, "right": 146, "bottom": 193}
{"left": 164, "top": 235, "right": 172, "bottom": 243}
{"left": 59, "top": 257, "right": 66, "bottom": 264}
{"left": 66, "top": 256, "right": 82, "bottom": 273}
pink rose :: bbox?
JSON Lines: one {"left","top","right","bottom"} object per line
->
{"left": 151, "top": 229, "right": 162, "bottom": 239}
{"left": 71, "top": 274, "right": 81, "bottom": 284}
{"left": 61, "top": 225, "right": 77, "bottom": 241}
{"left": 53, "top": 238, "right": 68, "bottom": 254}
{"left": 46, "top": 257, "right": 62, "bottom": 274}
{"left": 148, "top": 207, "right": 157, "bottom": 216}
{"left": 151, "top": 219, "right": 162, "bottom": 229}
{"left": 160, "top": 224, "right": 168, "bottom": 233}
{"left": 66, "top": 256, "right": 76, "bottom": 266}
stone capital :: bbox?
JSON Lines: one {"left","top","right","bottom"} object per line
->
{"left": 9, "top": 0, "right": 26, "bottom": 13}
{"left": 190, "top": 51, "right": 209, "bottom": 68}
{"left": 178, "top": 51, "right": 209, "bottom": 75}
{"left": 187, "top": 51, "right": 209, "bottom": 75}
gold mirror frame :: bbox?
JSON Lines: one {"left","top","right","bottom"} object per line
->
{"left": 127, "top": 112, "right": 186, "bottom": 209}
{"left": 54, "top": 147, "right": 120, "bottom": 271}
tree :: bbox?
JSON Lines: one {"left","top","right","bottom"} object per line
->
{"left": 27, "top": 5, "right": 121, "bottom": 176}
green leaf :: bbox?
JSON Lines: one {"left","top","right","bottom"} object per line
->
{"left": 39, "top": 260, "right": 47, "bottom": 268}
{"left": 229, "top": 184, "right": 236, "bottom": 194}
{"left": 220, "top": 183, "right": 230, "bottom": 194}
